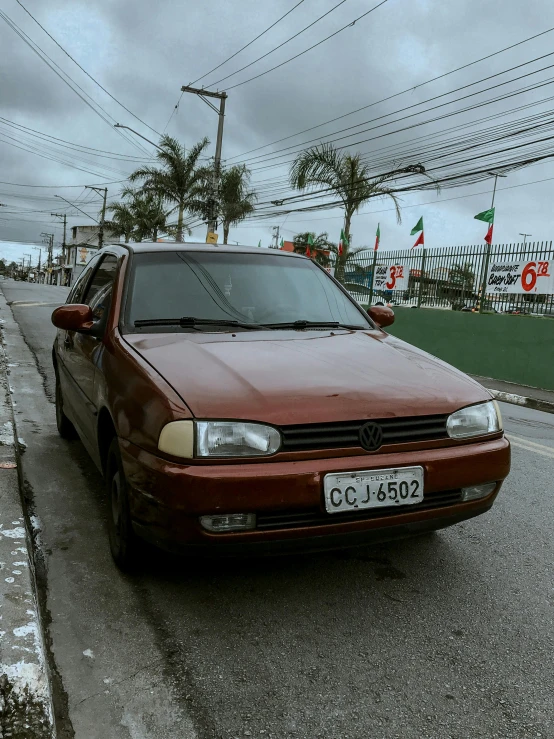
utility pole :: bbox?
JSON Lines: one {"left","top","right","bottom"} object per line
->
{"left": 85, "top": 186, "right": 108, "bottom": 249}
{"left": 180, "top": 85, "right": 227, "bottom": 242}
{"left": 40, "top": 232, "right": 54, "bottom": 284}
{"left": 32, "top": 246, "right": 41, "bottom": 273}
{"left": 51, "top": 213, "right": 68, "bottom": 282}
{"left": 272, "top": 225, "right": 281, "bottom": 249}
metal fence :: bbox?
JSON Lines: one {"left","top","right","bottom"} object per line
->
{"left": 336, "top": 241, "right": 554, "bottom": 314}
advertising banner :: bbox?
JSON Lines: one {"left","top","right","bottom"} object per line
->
{"left": 373, "top": 264, "right": 409, "bottom": 291}
{"left": 486, "top": 260, "right": 554, "bottom": 294}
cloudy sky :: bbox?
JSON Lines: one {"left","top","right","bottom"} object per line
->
{"left": 2, "top": 0, "right": 554, "bottom": 264}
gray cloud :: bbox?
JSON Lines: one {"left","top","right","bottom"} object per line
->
{"left": 1, "top": 0, "right": 554, "bottom": 259}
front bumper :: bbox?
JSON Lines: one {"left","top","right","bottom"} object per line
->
{"left": 120, "top": 436, "right": 510, "bottom": 553}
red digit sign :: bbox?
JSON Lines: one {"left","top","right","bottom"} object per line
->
{"left": 386, "top": 266, "right": 397, "bottom": 289}
{"left": 396, "top": 266, "right": 404, "bottom": 279}
{"left": 521, "top": 262, "right": 537, "bottom": 292}
{"left": 538, "top": 261, "right": 550, "bottom": 277}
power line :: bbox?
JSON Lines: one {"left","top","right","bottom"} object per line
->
{"left": 219, "top": 0, "right": 390, "bottom": 92}
{"left": 246, "top": 71, "right": 554, "bottom": 181}
{"left": 249, "top": 97, "right": 554, "bottom": 194}
{"left": 203, "top": 0, "right": 351, "bottom": 89}
{"left": 241, "top": 53, "right": 554, "bottom": 168}
{"left": 0, "top": 10, "right": 152, "bottom": 157}
{"left": 228, "top": 25, "right": 554, "bottom": 161}
{"left": 0, "top": 131, "right": 131, "bottom": 178}
{"left": 189, "top": 0, "right": 307, "bottom": 86}
{"left": 244, "top": 140, "right": 554, "bottom": 219}
{"left": 0, "top": 179, "right": 127, "bottom": 188}
{"left": 246, "top": 173, "right": 554, "bottom": 227}
{"left": 14, "top": 0, "right": 161, "bottom": 137}
{"left": 0, "top": 117, "right": 151, "bottom": 161}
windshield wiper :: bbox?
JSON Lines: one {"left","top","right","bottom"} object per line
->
{"left": 134, "top": 317, "right": 265, "bottom": 330}
{"left": 264, "top": 320, "right": 366, "bottom": 330}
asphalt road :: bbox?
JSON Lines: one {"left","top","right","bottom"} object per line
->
{"left": 1, "top": 279, "right": 553, "bottom": 739}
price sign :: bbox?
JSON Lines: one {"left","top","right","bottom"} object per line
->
{"left": 373, "top": 264, "right": 408, "bottom": 291}
{"left": 486, "top": 260, "right": 554, "bottom": 294}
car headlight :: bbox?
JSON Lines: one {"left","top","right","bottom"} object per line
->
{"left": 196, "top": 421, "right": 281, "bottom": 457}
{"left": 447, "top": 401, "right": 502, "bottom": 439}
{"left": 157, "top": 420, "right": 281, "bottom": 458}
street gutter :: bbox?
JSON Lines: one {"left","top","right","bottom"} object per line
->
{"left": 0, "top": 300, "right": 56, "bottom": 737}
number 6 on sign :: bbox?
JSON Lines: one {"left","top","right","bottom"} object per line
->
{"left": 521, "top": 262, "right": 537, "bottom": 292}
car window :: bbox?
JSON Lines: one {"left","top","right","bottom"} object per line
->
{"left": 82, "top": 255, "right": 119, "bottom": 321}
{"left": 67, "top": 255, "right": 101, "bottom": 304}
{"left": 125, "top": 251, "right": 370, "bottom": 331}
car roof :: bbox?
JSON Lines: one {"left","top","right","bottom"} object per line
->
{"left": 103, "top": 242, "right": 304, "bottom": 258}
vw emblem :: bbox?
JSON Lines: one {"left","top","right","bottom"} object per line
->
{"left": 359, "top": 422, "right": 383, "bottom": 452}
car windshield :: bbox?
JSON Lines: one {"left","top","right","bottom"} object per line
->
{"left": 124, "top": 251, "right": 371, "bottom": 332}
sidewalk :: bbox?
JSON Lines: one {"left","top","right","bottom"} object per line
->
{"left": 0, "top": 310, "right": 55, "bottom": 735}
{"left": 472, "top": 374, "right": 554, "bottom": 414}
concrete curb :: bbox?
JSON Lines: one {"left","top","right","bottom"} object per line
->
{"left": 487, "top": 389, "right": 554, "bottom": 416}
{"left": 0, "top": 302, "right": 56, "bottom": 736}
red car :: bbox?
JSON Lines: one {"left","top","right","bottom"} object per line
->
{"left": 52, "top": 244, "right": 510, "bottom": 569}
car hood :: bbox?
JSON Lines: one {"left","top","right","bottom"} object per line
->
{"left": 123, "top": 330, "right": 490, "bottom": 425}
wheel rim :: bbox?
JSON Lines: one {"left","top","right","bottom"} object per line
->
{"left": 111, "top": 470, "right": 122, "bottom": 547}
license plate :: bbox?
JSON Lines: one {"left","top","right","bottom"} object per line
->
{"left": 323, "top": 466, "right": 424, "bottom": 514}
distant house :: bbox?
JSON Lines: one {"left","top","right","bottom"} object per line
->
{"left": 62, "top": 224, "right": 118, "bottom": 286}
{"left": 280, "top": 240, "right": 295, "bottom": 252}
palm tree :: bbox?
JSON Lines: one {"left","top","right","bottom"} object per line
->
{"left": 106, "top": 200, "right": 135, "bottom": 242}
{"left": 130, "top": 135, "right": 209, "bottom": 242}
{"left": 292, "top": 231, "right": 336, "bottom": 267}
{"left": 122, "top": 187, "right": 167, "bottom": 242}
{"left": 290, "top": 143, "right": 421, "bottom": 279}
{"left": 106, "top": 188, "right": 168, "bottom": 242}
{"left": 218, "top": 165, "right": 257, "bottom": 244}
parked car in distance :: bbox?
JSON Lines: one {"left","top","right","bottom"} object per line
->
{"left": 504, "top": 303, "right": 531, "bottom": 315}
{"left": 52, "top": 244, "right": 510, "bottom": 570}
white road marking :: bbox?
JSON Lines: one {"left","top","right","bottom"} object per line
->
{"left": 508, "top": 433, "right": 554, "bottom": 459}
{"left": 9, "top": 301, "right": 64, "bottom": 307}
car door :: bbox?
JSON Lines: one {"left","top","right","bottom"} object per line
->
{"left": 56, "top": 256, "right": 100, "bottom": 421}
{"left": 60, "top": 254, "right": 119, "bottom": 450}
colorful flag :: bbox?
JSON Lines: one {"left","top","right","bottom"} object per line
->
{"left": 410, "top": 217, "right": 424, "bottom": 236}
{"left": 338, "top": 228, "right": 349, "bottom": 256}
{"left": 475, "top": 208, "right": 495, "bottom": 245}
{"left": 410, "top": 217, "right": 424, "bottom": 248}
{"left": 474, "top": 208, "right": 495, "bottom": 224}
{"left": 374, "top": 223, "right": 380, "bottom": 251}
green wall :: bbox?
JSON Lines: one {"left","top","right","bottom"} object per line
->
{"left": 385, "top": 307, "right": 554, "bottom": 391}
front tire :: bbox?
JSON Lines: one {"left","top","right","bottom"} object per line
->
{"left": 106, "top": 437, "right": 140, "bottom": 571}
{"left": 55, "top": 375, "right": 77, "bottom": 440}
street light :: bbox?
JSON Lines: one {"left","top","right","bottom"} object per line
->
{"left": 114, "top": 124, "right": 161, "bottom": 151}
{"left": 519, "top": 232, "right": 532, "bottom": 246}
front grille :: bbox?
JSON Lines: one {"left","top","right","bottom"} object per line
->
{"left": 280, "top": 414, "right": 449, "bottom": 452}
{"left": 256, "top": 490, "right": 462, "bottom": 530}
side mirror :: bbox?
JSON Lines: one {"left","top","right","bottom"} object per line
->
{"left": 51, "top": 304, "right": 95, "bottom": 333}
{"left": 368, "top": 305, "right": 395, "bottom": 329}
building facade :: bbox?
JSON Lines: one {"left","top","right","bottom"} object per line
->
{"left": 50, "top": 225, "right": 119, "bottom": 286}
